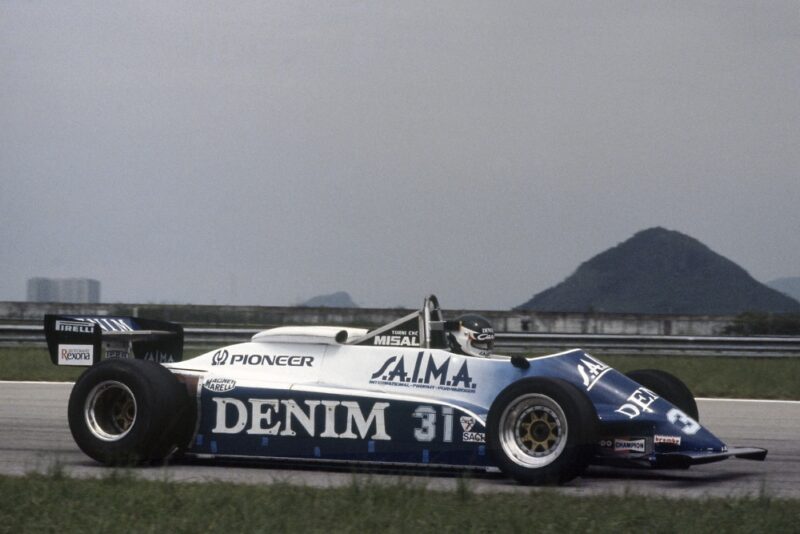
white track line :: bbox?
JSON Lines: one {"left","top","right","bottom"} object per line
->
{"left": 696, "top": 397, "right": 800, "bottom": 404}
{"left": 0, "top": 380, "right": 74, "bottom": 385}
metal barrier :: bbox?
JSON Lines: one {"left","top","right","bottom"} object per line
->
{"left": 2, "top": 324, "right": 798, "bottom": 357}
{"left": 494, "top": 333, "right": 800, "bottom": 357}
{"left": 0, "top": 324, "right": 46, "bottom": 344}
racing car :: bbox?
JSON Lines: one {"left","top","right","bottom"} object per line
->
{"left": 44, "top": 295, "right": 767, "bottom": 485}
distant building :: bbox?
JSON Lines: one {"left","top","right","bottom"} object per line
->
{"left": 27, "top": 278, "right": 101, "bottom": 303}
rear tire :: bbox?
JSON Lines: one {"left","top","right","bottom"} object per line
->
{"left": 68, "top": 358, "right": 191, "bottom": 465}
{"left": 487, "top": 377, "right": 597, "bottom": 485}
{"left": 625, "top": 369, "right": 699, "bottom": 421}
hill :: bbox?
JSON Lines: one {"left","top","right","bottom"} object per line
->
{"left": 300, "top": 291, "right": 358, "bottom": 308}
{"left": 767, "top": 277, "right": 800, "bottom": 302}
{"left": 516, "top": 228, "right": 800, "bottom": 315}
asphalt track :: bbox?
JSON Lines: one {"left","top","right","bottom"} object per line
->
{"left": 1, "top": 381, "right": 797, "bottom": 499}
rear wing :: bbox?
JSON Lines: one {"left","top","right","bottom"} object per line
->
{"left": 44, "top": 315, "right": 184, "bottom": 366}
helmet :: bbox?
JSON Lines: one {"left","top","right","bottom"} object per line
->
{"left": 449, "top": 314, "right": 495, "bottom": 358}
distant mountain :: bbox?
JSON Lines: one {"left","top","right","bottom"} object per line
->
{"left": 767, "top": 277, "right": 800, "bottom": 302}
{"left": 516, "top": 227, "right": 800, "bottom": 315}
{"left": 300, "top": 291, "right": 358, "bottom": 308}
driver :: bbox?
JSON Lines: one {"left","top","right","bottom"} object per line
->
{"left": 448, "top": 314, "right": 495, "bottom": 357}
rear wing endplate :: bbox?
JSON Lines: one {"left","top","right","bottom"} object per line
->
{"left": 44, "top": 315, "right": 184, "bottom": 366}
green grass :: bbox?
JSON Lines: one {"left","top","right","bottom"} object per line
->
{"left": 0, "top": 347, "right": 85, "bottom": 382}
{"left": 602, "top": 354, "right": 800, "bottom": 400}
{"left": 0, "top": 472, "right": 797, "bottom": 533}
{"left": 0, "top": 347, "right": 208, "bottom": 382}
{"left": 1, "top": 347, "right": 798, "bottom": 399}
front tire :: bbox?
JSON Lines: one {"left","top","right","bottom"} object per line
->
{"left": 625, "top": 369, "right": 698, "bottom": 421}
{"left": 487, "top": 377, "right": 597, "bottom": 485}
{"left": 68, "top": 358, "right": 191, "bottom": 465}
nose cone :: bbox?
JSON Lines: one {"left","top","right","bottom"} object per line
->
{"left": 585, "top": 367, "right": 728, "bottom": 453}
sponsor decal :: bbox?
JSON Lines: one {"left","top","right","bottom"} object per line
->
{"left": 474, "top": 330, "right": 494, "bottom": 341}
{"left": 576, "top": 354, "right": 610, "bottom": 390}
{"left": 204, "top": 378, "right": 236, "bottom": 393}
{"left": 73, "top": 317, "right": 134, "bottom": 332}
{"left": 460, "top": 416, "right": 475, "bottom": 432}
{"left": 58, "top": 344, "right": 93, "bottom": 365}
{"left": 105, "top": 349, "right": 129, "bottom": 359}
{"left": 615, "top": 387, "right": 659, "bottom": 419}
{"left": 666, "top": 408, "right": 701, "bottom": 435}
{"left": 370, "top": 352, "right": 477, "bottom": 393}
{"left": 654, "top": 434, "right": 682, "bottom": 446}
{"left": 143, "top": 350, "right": 175, "bottom": 363}
{"left": 463, "top": 432, "right": 485, "bottom": 443}
{"left": 55, "top": 320, "right": 94, "bottom": 334}
{"left": 360, "top": 320, "right": 420, "bottom": 347}
{"left": 374, "top": 334, "right": 419, "bottom": 347}
{"left": 614, "top": 438, "right": 646, "bottom": 453}
{"left": 211, "top": 397, "right": 391, "bottom": 440}
{"left": 211, "top": 350, "right": 313, "bottom": 367}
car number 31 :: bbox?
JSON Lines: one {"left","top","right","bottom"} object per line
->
{"left": 413, "top": 405, "right": 454, "bottom": 442}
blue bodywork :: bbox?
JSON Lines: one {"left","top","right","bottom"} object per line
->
{"left": 45, "top": 303, "right": 766, "bottom": 479}
{"left": 185, "top": 349, "right": 764, "bottom": 469}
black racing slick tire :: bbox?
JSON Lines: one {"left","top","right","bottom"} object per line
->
{"left": 487, "top": 377, "right": 597, "bottom": 485}
{"left": 625, "top": 369, "right": 699, "bottom": 421}
{"left": 68, "top": 358, "right": 192, "bottom": 465}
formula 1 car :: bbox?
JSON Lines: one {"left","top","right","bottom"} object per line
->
{"left": 45, "top": 296, "right": 766, "bottom": 485}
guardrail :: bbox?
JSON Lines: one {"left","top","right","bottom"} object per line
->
{"left": 2, "top": 324, "right": 798, "bottom": 357}
{"left": 494, "top": 333, "right": 800, "bottom": 357}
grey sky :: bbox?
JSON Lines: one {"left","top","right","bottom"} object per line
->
{"left": 1, "top": 1, "right": 798, "bottom": 310}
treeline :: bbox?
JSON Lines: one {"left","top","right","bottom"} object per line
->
{"left": 724, "top": 313, "right": 800, "bottom": 335}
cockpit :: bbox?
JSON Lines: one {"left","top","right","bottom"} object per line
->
{"left": 349, "top": 295, "right": 495, "bottom": 358}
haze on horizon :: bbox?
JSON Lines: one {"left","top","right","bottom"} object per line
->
{"left": 2, "top": 2, "right": 798, "bottom": 310}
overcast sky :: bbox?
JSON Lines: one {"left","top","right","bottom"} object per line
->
{"left": 1, "top": 2, "right": 798, "bottom": 310}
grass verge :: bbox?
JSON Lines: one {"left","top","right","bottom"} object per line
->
{"left": 601, "top": 354, "right": 800, "bottom": 400}
{"left": 0, "top": 347, "right": 84, "bottom": 382}
{"left": 0, "top": 347, "right": 207, "bottom": 382}
{"left": 0, "top": 471, "right": 800, "bottom": 533}
{"left": 0, "top": 472, "right": 797, "bottom": 533}
{"left": 1, "top": 347, "right": 798, "bottom": 399}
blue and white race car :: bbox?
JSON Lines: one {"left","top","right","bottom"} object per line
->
{"left": 45, "top": 296, "right": 766, "bottom": 485}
